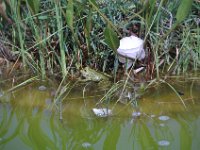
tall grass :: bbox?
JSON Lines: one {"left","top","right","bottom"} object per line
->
{"left": 1, "top": 0, "right": 200, "bottom": 107}
{"left": 54, "top": 0, "right": 67, "bottom": 77}
{"left": 2, "top": 0, "right": 198, "bottom": 79}
{"left": 10, "top": 0, "right": 26, "bottom": 65}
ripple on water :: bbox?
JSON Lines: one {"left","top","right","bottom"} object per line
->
{"left": 38, "top": 85, "right": 47, "bottom": 91}
{"left": 158, "top": 140, "right": 170, "bottom": 146}
{"left": 158, "top": 115, "right": 170, "bottom": 121}
{"left": 45, "top": 98, "right": 52, "bottom": 105}
{"left": 82, "top": 142, "right": 91, "bottom": 148}
{"left": 159, "top": 123, "right": 165, "bottom": 127}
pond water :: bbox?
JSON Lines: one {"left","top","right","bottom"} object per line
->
{"left": 0, "top": 77, "right": 200, "bottom": 150}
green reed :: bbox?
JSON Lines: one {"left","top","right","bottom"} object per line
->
{"left": 5, "top": 1, "right": 198, "bottom": 75}
{"left": 10, "top": 0, "right": 26, "bottom": 65}
{"left": 1, "top": 0, "right": 199, "bottom": 109}
{"left": 27, "top": 11, "right": 46, "bottom": 78}
{"left": 54, "top": 1, "right": 67, "bottom": 77}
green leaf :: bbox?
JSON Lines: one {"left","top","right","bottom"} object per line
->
{"left": 176, "top": 0, "right": 193, "bottom": 23}
{"left": 66, "top": 0, "right": 74, "bottom": 31}
{"left": 38, "top": 15, "right": 48, "bottom": 20}
{"left": 88, "top": 0, "right": 98, "bottom": 8}
{"left": 85, "top": 10, "right": 92, "bottom": 37}
{"left": 27, "top": 0, "right": 40, "bottom": 14}
{"left": 104, "top": 26, "right": 119, "bottom": 53}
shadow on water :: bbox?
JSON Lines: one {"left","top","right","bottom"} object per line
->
{"left": 0, "top": 79, "right": 200, "bottom": 150}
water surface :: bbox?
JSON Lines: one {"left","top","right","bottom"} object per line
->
{"left": 0, "top": 79, "right": 200, "bottom": 150}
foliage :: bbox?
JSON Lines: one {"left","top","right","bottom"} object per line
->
{"left": 0, "top": 0, "right": 199, "bottom": 80}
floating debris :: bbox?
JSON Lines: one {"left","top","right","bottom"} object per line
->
{"left": 38, "top": 85, "right": 47, "bottom": 91}
{"left": 158, "top": 115, "right": 170, "bottom": 121}
{"left": 117, "top": 35, "right": 145, "bottom": 69}
{"left": 158, "top": 140, "right": 170, "bottom": 146}
{"left": 132, "top": 111, "right": 142, "bottom": 117}
{"left": 82, "top": 142, "right": 91, "bottom": 148}
{"left": 92, "top": 108, "right": 112, "bottom": 117}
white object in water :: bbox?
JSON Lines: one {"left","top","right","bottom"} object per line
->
{"left": 158, "top": 140, "right": 170, "bottom": 146}
{"left": 38, "top": 85, "right": 47, "bottom": 91}
{"left": 117, "top": 36, "right": 145, "bottom": 68}
{"left": 132, "top": 111, "right": 142, "bottom": 117}
{"left": 82, "top": 142, "right": 91, "bottom": 148}
{"left": 92, "top": 108, "right": 112, "bottom": 117}
{"left": 158, "top": 115, "right": 170, "bottom": 121}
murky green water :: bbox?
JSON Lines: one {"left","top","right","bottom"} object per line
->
{"left": 0, "top": 78, "right": 200, "bottom": 150}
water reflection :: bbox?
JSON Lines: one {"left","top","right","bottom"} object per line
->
{"left": 0, "top": 81, "right": 200, "bottom": 150}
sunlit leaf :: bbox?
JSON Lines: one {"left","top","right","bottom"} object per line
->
{"left": 85, "top": 10, "right": 92, "bottom": 37}
{"left": 176, "top": 0, "right": 193, "bottom": 23}
{"left": 27, "top": 0, "right": 40, "bottom": 14}
{"left": 88, "top": 0, "right": 98, "bottom": 8}
{"left": 66, "top": 0, "right": 74, "bottom": 31}
{"left": 84, "top": 9, "right": 93, "bottom": 51}
{"left": 104, "top": 26, "right": 119, "bottom": 53}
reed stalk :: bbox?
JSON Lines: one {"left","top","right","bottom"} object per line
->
{"left": 54, "top": 1, "right": 67, "bottom": 78}
{"left": 10, "top": 0, "right": 26, "bottom": 66}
